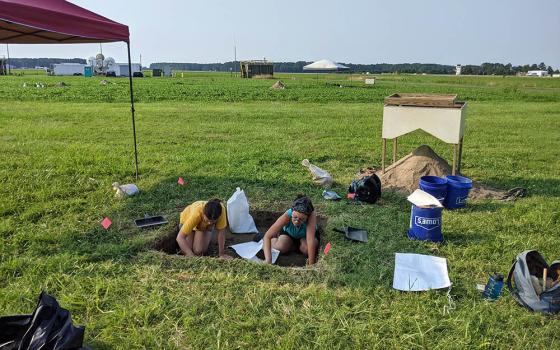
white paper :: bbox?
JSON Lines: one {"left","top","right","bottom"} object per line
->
{"left": 407, "top": 189, "right": 443, "bottom": 208}
{"left": 230, "top": 240, "right": 279, "bottom": 264}
{"left": 392, "top": 253, "right": 451, "bottom": 291}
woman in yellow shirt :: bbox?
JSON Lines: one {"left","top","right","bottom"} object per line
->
{"left": 176, "top": 199, "right": 232, "bottom": 259}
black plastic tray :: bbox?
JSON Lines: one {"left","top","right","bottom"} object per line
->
{"left": 135, "top": 215, "right": 168, "bottom": 229}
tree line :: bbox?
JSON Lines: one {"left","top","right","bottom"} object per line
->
{"left": 150, "top": 61, "right": 559, "bottom": 75}
{"left": 6, "top": 58, "right": 559, "bottom": 75}
{"left": 6, "top": 58, "right": 86, "bottom": 69}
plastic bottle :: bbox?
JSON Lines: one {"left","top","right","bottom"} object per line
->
{"left": 483, "top": 273, "right": 504, "bottom": 300}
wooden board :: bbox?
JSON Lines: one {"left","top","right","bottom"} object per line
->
{"left": 384, "top": 93, "right": 458, "bottom": 108}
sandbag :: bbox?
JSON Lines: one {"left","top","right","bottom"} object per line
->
{"left": 0, "top": 292, "right": 86, "bottom": 350}
{"left": 226, "top": 188, "right": 258, "bottom": 233}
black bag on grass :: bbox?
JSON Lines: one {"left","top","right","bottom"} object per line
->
{"left": 506, "top": 250, "right": 560, "bottom": 314}
{"left": 348, "top": 174, "right": 381, "bottom": 204}
{"left": 0, "top": 292, "right": 86, "bottom": 350}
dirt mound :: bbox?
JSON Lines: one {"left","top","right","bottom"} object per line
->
{"left": 377, "top": 145, "right": 451, "bottom": 194}
{"left": 377, "top": 145, "right": 506, "bottom": 200}
{"left": 270, "top": 80, "right": 285, "bottom": 89}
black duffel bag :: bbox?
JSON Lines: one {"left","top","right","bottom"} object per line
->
{"left": 348, "top": 173, "right": 382, "bottom": 204}
{"left": 0, "top": 292, "right": 86, "bottom": 350}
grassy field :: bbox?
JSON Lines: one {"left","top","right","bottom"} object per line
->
{"left": 1, "top": 72, "right": 559, "bottom": 349}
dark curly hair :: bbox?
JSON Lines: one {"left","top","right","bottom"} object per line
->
{"left": 292, "top": 194, "right": 314, "bottom": 215}
{"left": 203, "top": 199, "right": 222, "bottom": 220}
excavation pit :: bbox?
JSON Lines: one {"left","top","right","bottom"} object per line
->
{"left": 152, "top": 210, "right": 327, "bottom": 267}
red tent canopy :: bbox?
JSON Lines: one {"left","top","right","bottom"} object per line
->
{"left": 0, "top": 0, "right": 129, "bottom": 43}
{"left": 0, "top": 0, "right": 139, "bottom": 178}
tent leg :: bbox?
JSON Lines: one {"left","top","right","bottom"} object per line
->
{"left": 127, "top": 42, "right": 139, "bottom": 180}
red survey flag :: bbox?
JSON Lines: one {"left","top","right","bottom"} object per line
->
{"left": 178, "top": 177, "right": 185, "bottom": 186}
{"left": 324, "top": 242, "right": 332, "bottom": 255}
{"left": 101, "top": 217, "right": 112, "bottom": 230}
{"left": 347, "top": 193, "right": 355, "bottom": 199}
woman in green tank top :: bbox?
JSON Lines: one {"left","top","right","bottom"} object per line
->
{"left": 263, "top": 195, "right": 318, "bottom": 265}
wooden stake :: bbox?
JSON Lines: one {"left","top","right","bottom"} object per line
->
{"left": 381, "top": 138, "right": 387, "bottom": 173}
{"left": 457, "top": 136, "right": 464, "bottom": 174}
{"left": 392, "top": 138, "right": 398, "bottom": 164}
{"left": 452, "top": 143, "right": 458, "bottom": 176}
{"left": 543, "top": 268, "right": 548, "bottom": 292}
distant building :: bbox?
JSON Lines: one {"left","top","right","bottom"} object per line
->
{"left": 107, "top": 63, "right": 141, "bottom": 77}
{"left": 240, "top": 60, "right": 273, "bottom": 78}
{"left": 526, "top": 70, "right": 548, "bottom": 77}
{"left": 455, "top": 64, "right": 462, "bottom": 75}
{"left": 53, "top": 63, "right": 86, "bottom": 76}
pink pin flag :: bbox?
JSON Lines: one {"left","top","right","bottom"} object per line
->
{"left": 324, "top": 242, "right": 332, "bottom": 255}
{"left": 177, "top": 177, "right": 185, "bottom": 186}
{"left": 347, "top": 193, "right": 355, "bottom": 200}
{"left": 101, "top": 217, "right": 112, "bottom": 230}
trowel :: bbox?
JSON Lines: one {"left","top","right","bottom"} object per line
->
{"left": 333, "top": 227, "right": 368, "bottom": 243}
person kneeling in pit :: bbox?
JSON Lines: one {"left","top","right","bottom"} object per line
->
{"left": 263, "top": 195, "right": 318, "bottom": 265}
{"left": 176, "top": 199, "right": 232, "bottom": 260}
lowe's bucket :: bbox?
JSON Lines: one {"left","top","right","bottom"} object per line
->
{"left": 419, "top": 176, "right": 447, "bottom": 204}
{"left": 444, "top": 175, "right": 473, "bottom": 209}
{"left": 408, "top": 205, "right": 443, "bottom": 242}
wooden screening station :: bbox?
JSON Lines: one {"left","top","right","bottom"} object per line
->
{"left": 240, "top": 60, "right": 273, "bottom": 78}
{"left": 381, "top": 93, "right": 467, "bottom": 175}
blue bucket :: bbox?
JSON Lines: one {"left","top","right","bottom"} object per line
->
{"left": 444, "top": 175, "right": 473, "bottom": 209}
{"left": 408, "top": 205, "right": 443, "bottom": 242}
{"left": 419, "top": 176, "right": 447, "bottom": 204}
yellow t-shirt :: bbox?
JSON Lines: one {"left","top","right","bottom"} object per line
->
{"left": 179, "top": 201, "right": 227, "bottom": 235}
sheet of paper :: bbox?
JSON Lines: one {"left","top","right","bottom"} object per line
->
{"left": 230, "top": 240, "right": 279, "bottom": 264}
{"left": 407, "top": 189, "right": 443, "bottom": 208}
{"left": 393, "top": 253, "right": 451, "bottom": 291}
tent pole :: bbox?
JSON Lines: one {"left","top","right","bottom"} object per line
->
{"left": 127, "top": 42, "right": 139, "bottom": 179}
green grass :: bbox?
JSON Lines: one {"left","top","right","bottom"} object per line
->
{"left": 0, "top": 73, "right": 559, "bottom": 349}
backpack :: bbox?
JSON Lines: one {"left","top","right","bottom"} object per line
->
{"left": 348, "top": 174, "right": 382, "bottom": 204}
{"left": 506, "top": 250, "right": 560, "bottom": 314}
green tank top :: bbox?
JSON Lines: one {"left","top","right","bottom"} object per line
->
{"left": 282, "top": 208, "right": 308, "bottom": 239}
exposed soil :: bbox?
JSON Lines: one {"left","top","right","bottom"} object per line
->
{"left": 377, "top": 145, "right": 507, "bottom": 200}
{"left": 152, "top": 210, "right": 327, "bottom": 267}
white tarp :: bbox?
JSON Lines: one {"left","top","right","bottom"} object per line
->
{"left": 230, "top": 240, "right": 279, "bottom": 264}
{"left": 393, "top": 253, "right": 451, "bottom": 291}
{"left": 303, "top": 59, "right": 349, "bottom": 71}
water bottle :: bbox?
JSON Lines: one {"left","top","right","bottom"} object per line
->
{"left": 483, "top": 273, "right": 504, "bottom": 300}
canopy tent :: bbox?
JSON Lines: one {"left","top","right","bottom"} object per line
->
{"left": 303, "top": 59, "right": 350, "bottom": 71}
{"left": 303, "top": 59, "right": 351, "bottom": 84}
{"left": 0, "top": 0, "right": 139, "bottom": 178}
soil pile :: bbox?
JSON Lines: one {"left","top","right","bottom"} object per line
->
{"left": 377, "top": 145, "right": 506, "bottom": 200}
{"left": 377, "top": 145, "right": 451, "bottom": 194}
{"left": 270, "top": 80, "right": 285, "bottom": 89}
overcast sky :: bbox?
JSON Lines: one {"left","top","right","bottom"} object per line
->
{"left": 3, "top": 0, "right": 560, "bottom": 67}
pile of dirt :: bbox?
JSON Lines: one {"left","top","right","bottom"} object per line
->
{"left": 377, "top": 145, "right": 506, "bottom": 200}
{"left": 270, "top": 80, "right": 285, "bottom": 89}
